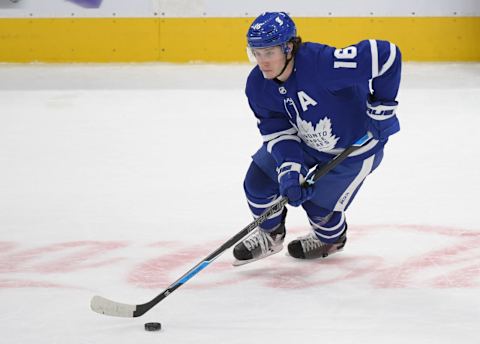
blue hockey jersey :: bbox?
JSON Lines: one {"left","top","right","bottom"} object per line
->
{"left": 245, "top": 39, "right": 401, "bottom": 167}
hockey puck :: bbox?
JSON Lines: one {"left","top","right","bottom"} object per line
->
{"left": 144, "top": 322, "right": 161, "bottom": 331}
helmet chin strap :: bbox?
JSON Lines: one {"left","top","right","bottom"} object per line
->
{"left": 273, "top": 52, "right": 293, "bottom": 81}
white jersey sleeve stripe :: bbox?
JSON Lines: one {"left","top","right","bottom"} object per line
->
{"left": 369, "top": 39, "right": 379, "bottom": 78}
{"left": 379, "top": 43, "right": 397, "bottom": 77}
{"left": 261, "top": 127, "right": 297, "bottom": 142}
{"left": 368, "top": 113, "right": 396, "bottom": 121}
{"left": 266, "top": 134, "right": 301, "bottom": 153}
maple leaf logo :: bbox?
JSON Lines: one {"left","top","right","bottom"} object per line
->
{"left": 296, "top": 115, "right": 339, "bottom": 151}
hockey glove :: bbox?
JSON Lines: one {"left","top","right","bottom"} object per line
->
{"left": 366, "top": 96, "right": 400, "bottom": 141}
{"left": 277, "top": 162, "right": 313, "bottom": 207}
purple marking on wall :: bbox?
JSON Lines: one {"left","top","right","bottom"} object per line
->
{"left": 67, "top": 0, "right": 103, "bottom": 8}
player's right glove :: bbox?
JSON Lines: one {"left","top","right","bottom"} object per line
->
{"left": 277, "top": 162, "right": 313, "bottom": 207}
{"left": 366, "top": 96, "right": 400, "bottom": 141}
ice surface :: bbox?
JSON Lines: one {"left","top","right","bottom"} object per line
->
{"left": 0, "top": 62, "right": 479, "bottom": 343}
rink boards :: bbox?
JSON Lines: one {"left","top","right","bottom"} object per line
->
{"left": 0, "top": 1, "right": 479, "bottom": 62}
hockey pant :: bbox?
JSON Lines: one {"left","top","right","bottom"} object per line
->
{"left": 244, "top": 145, "right": 384, "bottom": 243}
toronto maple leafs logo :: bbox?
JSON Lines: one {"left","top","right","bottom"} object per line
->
{"left": 283, "top": 97, "right": 339, "bottom": 152}
{"left": 296, "top": 115, "right": 339, "bottom": 151}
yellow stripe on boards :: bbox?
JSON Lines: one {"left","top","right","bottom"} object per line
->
{"left": 295, "top": 17, "right": 480, "bottom": 62}
{"left": 0, "top": 17, "right": 478, "bottom": 62}
{"left": 158, "top": 18, "right": 252, "bottom": 63}
{"left": 0, "top": 18, "right": 160, "bottom": 62}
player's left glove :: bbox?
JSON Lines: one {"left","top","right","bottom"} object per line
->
{"left": 366, "top": 96, "right": 400, "bottom": 141}
{"left": 277, "top": 162, "right": 314, "bottom": 207}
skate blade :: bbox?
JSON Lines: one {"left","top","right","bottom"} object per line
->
{"left": 232, "top": 245, "right": 283, "bottom": 267}
{"left": 284, "top": 245, "right": 345, "bottom": 259}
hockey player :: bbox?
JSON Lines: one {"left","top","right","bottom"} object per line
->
{"left": 233, "top": 12, "right": 401, "bottom": 265}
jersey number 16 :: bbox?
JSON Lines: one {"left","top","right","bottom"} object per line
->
{"left": 334, "top": 46, "right": 357, "bottom": 69}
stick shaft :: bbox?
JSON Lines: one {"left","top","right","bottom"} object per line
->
{"left": 91, "top": 133, "right": 373, "bottom": 317}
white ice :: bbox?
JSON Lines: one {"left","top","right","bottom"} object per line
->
{"left": 0, "top": 62, "right": 479, "bottom": 344}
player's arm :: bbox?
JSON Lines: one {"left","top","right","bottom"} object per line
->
{"left": 322, "top": 40, "right": 402, "bottom": 141}
{"left": 366, "top": 40, "right": 401, "bottom": 141}
{"left": 248, "top": 99, "right": 312, "bottom": 206}
{"left": 248, "top": 99, "right": 304, "bottom": 167}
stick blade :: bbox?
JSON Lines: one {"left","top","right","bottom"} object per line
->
{"left": 90, "top": 295, "right": 137, "bottom": 318}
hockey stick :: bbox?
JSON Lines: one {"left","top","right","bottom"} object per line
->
{"left": 90, "top": 132, "right": 373, "bottom": 318}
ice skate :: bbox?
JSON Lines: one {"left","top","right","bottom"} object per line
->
{"left": 287, "top": 227, "right": 347, "bottom": 259}
{"left": 232, "top": 222, "right": 286, "bottom": 266}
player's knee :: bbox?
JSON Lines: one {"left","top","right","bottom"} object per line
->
{"left": 243, "top": 161, "right": 278, "bottom": 200}
{"left": 302, "top": 201, "right": 332, "bottom": 219}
